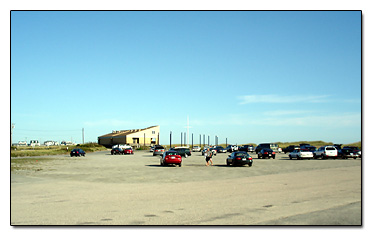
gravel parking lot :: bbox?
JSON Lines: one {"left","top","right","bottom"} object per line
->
{"left": 11, "top": 150, "right": 362, "bottom": 225}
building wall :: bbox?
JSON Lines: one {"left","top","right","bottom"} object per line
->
{"left": 126, "top": 126, "right": 160, "bottom": 145}
{"left": 98, "top": 126, "right": 160, "bottom": 148}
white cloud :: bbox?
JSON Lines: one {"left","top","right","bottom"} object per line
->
{"left": 238, "top": 94, "right": 330, "bottom": 104}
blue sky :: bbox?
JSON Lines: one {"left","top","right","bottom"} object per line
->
{"left": 11, "top": 11, "right": 361, "bottom": 145}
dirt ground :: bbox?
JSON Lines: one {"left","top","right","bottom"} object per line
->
{"left": 10, "top": 150, "right": 362, "bottom": 225}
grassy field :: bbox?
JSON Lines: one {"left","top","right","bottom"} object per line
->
{"left": 11, "top": 143, "right": 107, "bottom": 157}
{"left": 11, "top": 157, "right": 56, "bottom": 172}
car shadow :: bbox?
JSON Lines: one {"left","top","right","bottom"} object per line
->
{"left": 212, "top": 164, "right": 251, "bottom": 167}
{"left": 146, "top": 164, "right": 180, "bottom": 167}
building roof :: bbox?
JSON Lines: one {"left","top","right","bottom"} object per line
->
{"left": 98, "top": 126, "right": 158, "bottom": 138}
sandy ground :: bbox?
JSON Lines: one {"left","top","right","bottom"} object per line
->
{"left": 11, "top": 150, "right": 361, "bottom": 225}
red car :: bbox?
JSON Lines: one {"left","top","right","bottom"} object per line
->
{"left": 123, "top": 148, "right": 134, "bottom": 154}
{"left": 160, "top": 150, "right": 182, "bottom": 167}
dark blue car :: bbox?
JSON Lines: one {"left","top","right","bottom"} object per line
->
{"left": 70, "top": 149, "right": 85, "bottom": 157}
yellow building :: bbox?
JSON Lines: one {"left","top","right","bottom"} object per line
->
{"left": 98, "top": 125, "right": 160, "bottom": 148}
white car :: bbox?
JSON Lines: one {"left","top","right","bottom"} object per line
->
{"left": 192, "top": 146, "right": 201, "bottom": 152}
{"left": 314, "top": 146, "right": 338, "bottom": 159}
{"left": 288, "top": 149, "right": 314, "bottom": 160}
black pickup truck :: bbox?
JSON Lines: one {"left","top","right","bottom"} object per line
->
{"left": 170, "top": 147, "right": 192, "bottom": 158}
{"left": 282, "top": 145, "right": 299, "bottom": 154}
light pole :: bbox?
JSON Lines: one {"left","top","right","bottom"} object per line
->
{"left": 11, "top": 123, "right": 15, "bottom": 147}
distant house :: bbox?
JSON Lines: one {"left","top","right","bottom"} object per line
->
{"left": 61, "top": 141, "right": 74, "bottom": 145}
{"left": 18, "top": 141, "right": 27, "bottom": 146}
{"left": 98, "top": 125, "right": 160, "bottom": 148}
{"left": 29, "top": 140, "right": 40, "bottom": 147}
{"left": 44, "top": 140, "right": 59, "bottom": 146}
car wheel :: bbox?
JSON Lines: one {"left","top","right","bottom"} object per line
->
{"left": 322, "top": 154, "right": 326, "bottom": 159}
{"left": 249, "top": 162, "right": 253, "bottom": 167}
{"left": 297, "top": 156, "right": 300, "bottom": 160}
{"left": 273, "top": 156, "right": 275, "bottom": 159}
{"left": 258, "top": 155, "right": 261, "bottom": 159}
{"left": 178, "top": 163, "right": 182, "bottom": 167}
{"left": 289, "top": 155, "right": 292, "bottom": 160}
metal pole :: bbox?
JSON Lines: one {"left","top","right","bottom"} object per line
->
{"left": 199, "top": 134, "right": 201, "bottom": 147}
{"left": 203, "top": 134, "right": 205, "bottom": 147}
{"left": 181, "top": 132, "right": 183, "bottom": 146}
{"left": 144, "top": 133, "right": 146, "bottom": 147}
{"left": 208, "top": 135, "right": 210, "bottom": 146}
{"left": 192, "top": 133, "right": 193, "bottom": 148}
{"left": 184, "top": 132, "right": 186, "bottom": 147}
{"left": 226, "top": 138, "right": 228, "bottom": 147}
{"left": 11, "top": 123, "right": 15, "bottom": 147}
{"left": 82, "top": 128, "right": 84, "bottom": 144}
{"left": 170, "top": 131, "right": 172, "bottom": 149}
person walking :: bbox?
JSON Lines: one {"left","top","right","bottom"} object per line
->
{"left": 205, "top": 148, "right": 213, "bottom": 166}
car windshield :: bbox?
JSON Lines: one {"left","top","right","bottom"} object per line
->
{"left": 236, "top": 153, "right": 247, "bottom": 157}
{"left": 166, "top": 152, "right": 177, "bottom": 155}
{"left": 326, "top": 147, "right": 336, "bottom": 150}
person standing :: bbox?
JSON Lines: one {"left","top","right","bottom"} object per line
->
{"left": 205, "top": 148, "right": 213, "bottom": 166}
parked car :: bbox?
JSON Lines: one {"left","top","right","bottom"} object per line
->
{"left": 304, "top": 146, "right": 317, "bottom": 153}
{"left": 226, "top": 151, "right": 253, "bottom": 167}
{"left": 314, "top": 146, "right": 338, "bottom": 159}
{"left": 70, "top": 148, "right": 85, "bottom": 157}
{"left": 192, "top": 146, "right": 201, "bottom": 152}
{"left": 288, "top": 149, "right": 314, "bottom": 160}
{"left": 238, "top": 145, "right": 255, "bottom": 152}
{"left": 123, "top": 148, "right": 134, "bottom": 154}
{"left": 255, "top": 143, "right": 270, "bottom": 153}
{"left": 258, "top": 148, "right": 276, "bottom": 159}
{"left": 172, "top": 147, "right": 191, "bottom": 158}
{"left": 111, "top": 147, "right": 124, "bottom": 155}
{"left": 160, "top": 151, "right": 182, "bottom": 167}
{"left": 214, "top": 146, "right": 227, "bottom": 153}
{"left": 343, "top": 146, "right": 361, "bottom": 158}
{"left": 112, "top": 144, "right": 131, "bottom": 149}
{"left": 153, "top": 145, "right": 165, "bottom": 156}
{"left": 338, "top": 148, "right": 358, "bottom": 159}
{"left": 282, "top": 145, "right": 299, "bottom": 154}
{"left": 225, "top": 145, "right": 238, "bottom": 152}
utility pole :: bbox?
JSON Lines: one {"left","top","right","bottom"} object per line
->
{"left": 170, "top": 131, "right": 172, "bottom": 149}
{"left": 11, "top": 123, "right": 15, "bottom": 147}
{"left": 82, "top": 128, "right": 84, "bottom": 144}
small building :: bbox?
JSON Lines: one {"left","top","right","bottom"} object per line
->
{"left": 98, "top": 126, "right": 160, "bottom": 148}
{"left": 29, "top": 140, "right": 40, "bottom": 147}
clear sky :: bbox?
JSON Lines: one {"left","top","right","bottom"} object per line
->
{"left": 11, "top": 11, "right": 361, "bottom": 145}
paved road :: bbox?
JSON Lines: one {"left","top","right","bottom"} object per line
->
{"left": 11, "top": 150, "right": 362, "bottom": 225}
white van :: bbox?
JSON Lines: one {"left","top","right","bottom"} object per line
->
{"left": 314, "top": 146, "right": 338, "bottom": 159}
